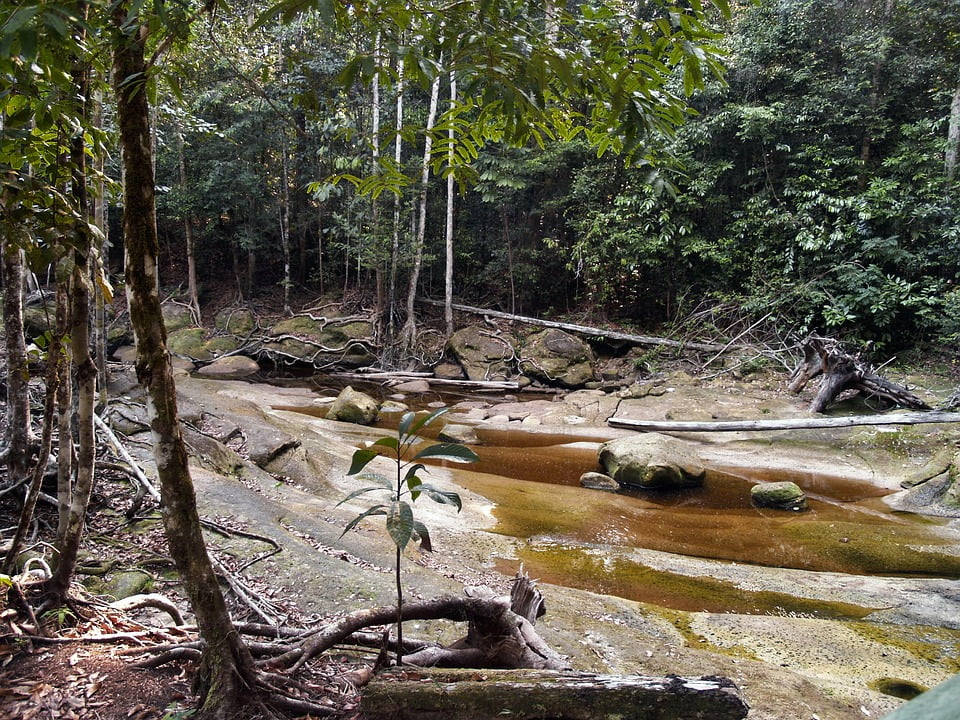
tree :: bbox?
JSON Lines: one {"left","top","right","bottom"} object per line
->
{"left": 110, "top": 3, "right": 261, "bottom": 716}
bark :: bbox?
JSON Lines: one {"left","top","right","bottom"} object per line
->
{"left": 176, "top": 124, "right": 200, "bottom": 321}
{"left": 1, "top": 218, "right": 35, "bottom": 492}
{"left": 946, "top": 83, "right": 960, "bottom": 180}
{"left": 388, "top": 60, "right": 404, "bottom": 344}
{"left": 361, "top": 669, "right": 749, "bottom": 720}
{"left": 280, "top": 134, "right": 292, "bottom": 316}
{"left": 51, "top": 49, "right": 99, "bottom": 597}
{"left": 444, "top": 70, "right": 457, "bottom": 339}
{"left": 417, "top": 299, "right": 734, "bottom": 352}
{"left": 1, "top": 300, "right": 63, "bottom": 577}
{"left": 788, "top": 335, "right": 930, "bottom": 413}
{"left": 400, "top": 69, "right": 442, "bottom": 351}
{"left": 608, "top": 411, "right": 960, "bottom": 433}
{"left": 111, "top": 8, "right": 257, "bottom": 717}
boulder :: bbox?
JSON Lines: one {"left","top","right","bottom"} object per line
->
{"left": 447, "top": 325, "right": 515, "bottom": 381}
{"left": 520, "top": 328, "right": 596, "bottom": 388}
{"left": 215, "top": 306, "right": 256, "bottom": 336}
{"left": 750, "top": 481, "right": 808, "bottom": 511}
{"left": 196, "top": 355, "right": 261, "bottom": 379}
{"left": 580, "top": 472, "right": 620, "bottom": 492}
{"left": 161, "top": 301, "right": 197, "bottom": 333}
{"left": 434, "top": 361, "right": 465, "bottom": 380}
{"left": 598, "top": 434, "right": 705, "bottom": 490}
{"left": 326, "top": 385, "right": 379, "bottom": 425}
{"left": 438, "top": 423, "right": 480, "bottom": 445}
{"left": 262, "top": 315, "right": 376, "bottom": 368}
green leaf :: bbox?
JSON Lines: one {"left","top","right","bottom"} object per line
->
{"left": 397, "top": 410, "right": 417, "bottom": 438}
{"left": 412, "top": 442, "right": 480, "bottom": 464}
{"left": 336, "top": 479, "right": 392, "bottom": 506}
{"left": 417, "top": 483, "right": 463, "bottom": 512}
{"left": 409, "top": 407, "right": 449, "bottom": 436}
{"left": 347, "top": 447, "right": 379, "bottom": 475}
{"left": 386, "top": 501, "right": 414, "bottom": 550}
{"left": 341, "top": 504, "right": 388, "bottom": 536}
{"left": 373, "top": 436, "right": 399, "bottom": 452}
{"left": 412, "top": 521, "right": 433, "bottom": 552}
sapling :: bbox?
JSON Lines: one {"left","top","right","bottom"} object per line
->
{"left": 339, "top": 407, "right": 478, "bottom": 665}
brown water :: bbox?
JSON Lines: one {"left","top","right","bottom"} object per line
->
{"left": 277, "top": 398, "right": 960, "bottom": 615}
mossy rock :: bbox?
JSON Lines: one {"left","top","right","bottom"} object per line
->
{"left": 520, "top": 328, "right": 596, "bottom": 388}
{"left": 215, "top": 306, "right": 256, "bottom": 335}
{"left": 161, "top": 301, "right": 196, "bottom": 332}
{"left": 750, "top": 481, "right": 808, "bottom": 511}
{"left": 167, "top": 327, "right": 213, "bottom": 360}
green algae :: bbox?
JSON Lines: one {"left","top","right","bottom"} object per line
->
{"left": 511, "top": 544, "right": 877, "bottom": 619}
{"left": 847, "top": 622, "right": 960, "bottom": 672}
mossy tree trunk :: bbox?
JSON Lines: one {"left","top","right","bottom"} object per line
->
{"left": 111, "top": 5, "right": 258, "bottom": 717}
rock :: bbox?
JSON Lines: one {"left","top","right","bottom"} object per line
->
{"left": 326, "top": 385, "right": 379, "bottom": 425}
{"left": 598, "top": 434, "right": 705, "bottom": 490}
{"left": 112, "top": 344, "right": 139, "bottom": 363}
{"left": 750, "top": 481, "right": 808, "bottom": 511}
{"left": 580, "top": 472, "right": 620, "bottom": 492}
{"left": 380, "top": 400, "right": 409, "bottom": 414}
{"left": 262, "top": 315, "right": 376, "bottom": 368}
{"left": 447, "top": 325, "right": 516, "bottom": 381}
{"left": 103, "top": 569, "right": 154, "bottom": 600}
{"left": 394, "top": 379, "right": 431, "bottom": 393}
{"left": 438, "top": 423, "right": 480, "bottom": 445}
{"left": 520, "top": 328, "right": 596, "bottom": 388}
{"left": 167, "top": 327, "right": 213, "bottom": 361}
{"left": 215, "top": 306, "right": 256, "bottom": 335}
{"left": 196, "top": 355, "right": 261, "bottom": 379}
{"left": 434, "top": 361, "right": 465, "bottom": 380}
{"left": 161, "top": 301, "right": 197, "bottom": 333}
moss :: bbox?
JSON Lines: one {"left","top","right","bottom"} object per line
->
{"left": 847, "top": 622, "right": 960, "bottom": 672}
{"left": 781, "top": 520, "right": 960, "bottom": 576}
{"left": 167, "top": 327, "right": 212, "bottom": 360}
{"left": 869, "top": 677, "right": 927, "bottom": 700}
{"left": 513, "top": 544, "right": 877, "bottom": 620}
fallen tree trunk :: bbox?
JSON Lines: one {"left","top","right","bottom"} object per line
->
{"left": 608, "top": 411, "right": 960, "bottom": 433}
{"left": 332, "top": 370, "right": 520, "bottom": 392}
{"left": 419, "top": 299, "right": 733, "bottom": 353}
{"left": 789, "top": 336, "right": 930, "bottom": 413}
{"left": 361, "top": 668, "right": 750, "bottom": 720}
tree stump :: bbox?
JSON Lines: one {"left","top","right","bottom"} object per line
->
{"left": 361, "top": 668, "right": 750, "bottom": 720}
{"left": 788, "top": 335, "right": 930, "bottom": 413}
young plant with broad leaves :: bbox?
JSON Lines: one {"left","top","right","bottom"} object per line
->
{"left": 339, "top": 407, "right": 478, "bottom": 664}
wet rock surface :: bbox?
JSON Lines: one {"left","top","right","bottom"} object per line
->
{"left": 111, "top": 368, "right": 960, "bottom": 720}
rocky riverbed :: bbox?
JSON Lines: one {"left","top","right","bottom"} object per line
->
{"left": 106, "top": 362, "right": 960, "bottom": 720}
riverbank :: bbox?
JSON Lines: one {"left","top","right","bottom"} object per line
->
{"left": 159, "top": 366, "right": 960, "bottom": 719}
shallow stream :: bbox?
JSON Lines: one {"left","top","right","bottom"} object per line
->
{"left": 275, "top": 378, "right": 960, "bottom": 618}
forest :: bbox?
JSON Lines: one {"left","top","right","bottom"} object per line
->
{"left": 3, "top": 1, "right": 960, "bottom": 719}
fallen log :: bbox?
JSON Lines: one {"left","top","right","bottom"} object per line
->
{"left": 332, "top": 370, "right": 520, "bottom": 392}
{"left": 418, "top": 299, "right": 733, "bottom": 353}
{"left": 608, "top": 411, "right": 960, "bottom": 433}
{"left": 361, "top": 668, "right": 750, "bottom": 720}
{"left": 789, "top": 335, "right": 929, "bottom": 413}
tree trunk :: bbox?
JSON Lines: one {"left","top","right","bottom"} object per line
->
{"left": 51, "top": 49, "right": 99, "bottom": 597}
{"left": 444, "top": 70, "right": 456, "bottom": 340}
{"left": 1, "top": 202, "right": 35, "bottom": 493}
{"left": 280, "top": 133, "right": 292, "bottom": 315}
{"left": 111, "top": 7, "right": 258, "bottom": 717}
{"left": 400, "top": 68, "right": 441, "bottom": 351}
{"left": 176, "top": 123, "right": 200, "bottom": 322}
{"left": 946, "top": 83, "right": 960, "bottom": 180}
{"left": 389, "top": 59, "right": 404, "bottom": 344}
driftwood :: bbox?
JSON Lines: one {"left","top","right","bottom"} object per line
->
{"left": 333, "top": 370, "right": 520, "bottom": 392}
{"left": 789, "top": 336, "right": 930, "bottom": 413}
{"left": 267, "top": 573, "right": 568, "bottom": 674}
{"left": 419, "top": 299, "right": 733, "bottom": 353}
{"left": 361, "top": 668, "right": 750, "bottom": 720}
{"left": 608, "top": 411, "right": 960, "bottom": 433}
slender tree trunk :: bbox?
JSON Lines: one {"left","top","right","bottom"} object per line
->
{"left": 55, "top": 282, "right": 73, "bottom": 547}
{"left": 176, "top": 123, "right": 200, "bottom": 322}
{"left": 111, "top": 8, "right": 257, "bottom": 717}
{"left": 92, "top": 85, "right": 109, "bottom": 406}
{"left": 400, "top": 69, "right": 441, "bottom": 351}
{"left": 389, "top": 60, "right": 404, "bottom": 344}
{"left": 2, "top": 298, "right": 63, "bottom": 577}
{"left": 2, "top": 207, "right": 35, "bottom": 492}
{"left": 280, "top": 134, "right": 292, "bottom": 315}
{"left": 372, "top": 33, "right": 384, "bottom": 332}
{"left": 444, "top": 71, "right": 456, "bottom": 339}
{"left": 51, "top": 47, "right": 98, "bottom": 597}
{"left": 946, "top": 83, "right": 960, "bottom": 180}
